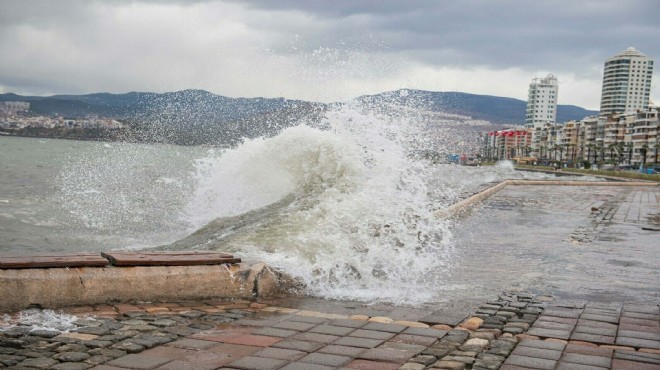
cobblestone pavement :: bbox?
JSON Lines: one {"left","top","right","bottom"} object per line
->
{"left": 2, "top": 183, "right": 658, "bottom": 369}
{"left": 1, "top": 293, "right": 658, "bottom": 369}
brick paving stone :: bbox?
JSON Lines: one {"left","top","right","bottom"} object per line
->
{"left": 390, "top": 333, "right": 438, "bottom": 346}
{"left": 207, "top": 343, "right": 263, "bottom": 357}
{"left": 140, "top": 346, "right": 197, "bottom": 360}
{"left": 318, "top": 345, "right": 366, "bottom": 357}
{"left": 359, "top": 347, "right": 417, "bottom": 364}
{"left": 329, "top": 319, "right": 368, "bottom": 328}
{"left": 581, "top": 314, "right": 620, "bottom": 324}
{"left": 166, "top": 338, "right": 217, "bottom": 350}
{"left": 169, "top": 350, "right": 234, "bottom": 367}
{"left": 308, "top": 325, "right": 356, "bottom": 336}
{"left": 212, "top": 334, "right": 282, "bottom": 347}
{"left": 154, "top": 360, "right": 219, "bottom": 370}
{"left": 271, "top": 339, "right": 326, "bottom": 352}
{"left": 399, "top": 362, "right": 426, "bottom": 370}
{"left": 511, "top": 346, "right": 563, "bottom": 360}
{"left": 226, "top": 356, "right": 287, "bottom": 370}
{"left": 333, "top": 337, "right": 384, "bottom": 349}
{"left": 286, "top": 315, "right": 328, "bottom": 324}
{"left": 579, "top": 319, "right": 619, "bottom": 329}
{"left": 532, "top": 320, "right": 575, "bottom": 331}
{"left": 526, "top": 327, "right": 572, "bottom": 340}
{"left": 619, "top": 324, "right": 660, "bottom": 334}
{"left": 349, "top": 329, "right": 396, "bottom": 340}
{"left": 574, "top": 325, "right": 617, "bottom": 336}
{"left": 621, "top": 312, "right": 659, "bottom": 320}
{"left": 616, "top": 336, "right": 660, "bottom": 349}
{"left": 379, "top": 341, "right": 428, "bottom": 353}
{"left": 518, "top": 339, "right": 566, "bottom": 351}
{"left": 555, "top": 362, "right": 608, "bottom": 370}
{"left": 543, "top": 308, "right": 582, "bottom": 319}
{"left": 538, "top": 316, "right": 578, "bottom": 325}
{"left": 504, "top": 354, "right": 557, "bottom": 369}
{"left": 291, "top": 332, "right": 340, "bottom": 343}
{"left": 620, "top": 318, "right": 659, "bottom": 327}
{"left": 272, "top": 321, "right": 317, "bottom": 331}
{"left": 233, "top": 319, "right": 279, "bottom": 327}
{"left": 622, "top": 305, "right": 658, "bottom": 315}
{"left": 402, "top": 327, "right": 448, "bottom": 338}
{"left": 565, "top": 344, "right": 613, "bottom": 357}
{"left": 583, "top": 307, "right": 620, "bottom": 315}
{"left": 617, "top": 330, "right": 660, "bottom": 341}
{"left": 360, "top": 322, "right": 407, "bottom": 333}
{"left": 614, "top": 349, "right": 660, "bottom": 364}
{"left": 299, "top": 352, "right": 353, "bottom": 366}
{"left": 419, "top": 314, "right": 465, "bottom": 327}
{"left": 251, "top": 347, "right": 306, "bottom": 361}
{"left": 107, "top": 354, "right": 173, "bottom": 369}
{"left": 571, "top": 333, "right": 615, "bottom": 344}
{"left": 344, "top": 358, "right": 400, "bottom": 369}
{"left": 252, "top": 327, "right": 299, "bottom": 338}
{"left": 432, "top": 359, "right": 468, "bottom": 369}
{"left": 561, "top": 353, "right": 612, "bottom": 368}
{"left": 611, "top": 359, "right": 659, "bottom": 369}
{"left": 499, "top": 366, "right": 538, "bottom": 370}
{"left": 280, "top": 363, "right": 335, "bottom": 370}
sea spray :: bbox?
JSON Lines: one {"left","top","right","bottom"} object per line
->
{"left": 172, "top": 103, "right": 458, "bottom": 304}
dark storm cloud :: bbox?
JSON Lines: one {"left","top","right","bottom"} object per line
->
{"left": 0, "top": 0, "right": 658, "bottom": 107}
{"left": 233, "top": 0, "right": 660, "bottom": 72}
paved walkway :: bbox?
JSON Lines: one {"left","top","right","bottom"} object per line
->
{"left": 1, "top": 294, "right": 658, "bottom": 369}
{"left": 2, "top": 182, "right": 658, "bottom": 369}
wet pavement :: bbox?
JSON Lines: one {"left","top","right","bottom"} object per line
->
{"left": 1, "top": 182, "right": 659, "bottom": 369}
{"left": 445, "top": 185, "right": 659, "bottom": 303}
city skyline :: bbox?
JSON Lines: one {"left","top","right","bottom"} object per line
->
{"left": 1, "top": 0, "right": 659, "bottom": 110}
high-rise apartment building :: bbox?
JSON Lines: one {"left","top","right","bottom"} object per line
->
{"left": 525, "top": 74, "right": 558, "bottom": 126}
{"left": 600, "top": 47, "right": 654, "bottom": 115}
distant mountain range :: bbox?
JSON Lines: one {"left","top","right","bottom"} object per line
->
{"left": 0, "top": 89, "right": 598, "bottom": 145}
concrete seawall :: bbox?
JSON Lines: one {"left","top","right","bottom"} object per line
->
{"left": 0, "top": 262, "right": 298, "bottom": 312}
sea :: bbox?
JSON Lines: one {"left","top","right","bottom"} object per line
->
{"left": 1, "top": 103, "right": 617, "bottom": 306}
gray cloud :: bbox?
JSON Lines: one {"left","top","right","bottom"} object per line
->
{"left": 0, "top": 0, "right": 658, "bottom": 109}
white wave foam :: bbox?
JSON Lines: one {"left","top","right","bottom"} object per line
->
{"left": 182, "top": 104, "right": 457, "bottom": 304}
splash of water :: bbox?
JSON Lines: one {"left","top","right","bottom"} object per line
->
{"left": 174, "top": 102, "right": 459, "bottom": 304}
{"left": 0, "top": 309, "right": 80, "bottom": 333}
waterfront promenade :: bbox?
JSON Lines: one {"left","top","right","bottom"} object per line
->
{"left": 1, "top": 183, "right": 658, "bottom": 369}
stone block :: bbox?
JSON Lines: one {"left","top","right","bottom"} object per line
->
{"left": 511, "top": 346, "right": 562, "bottom": 360}
{"left": 290, "top": 332, "right": 339, "bottom": 344}
{"left": 344, "top": 359, "right": 400, "bottom": 369}
{"left": 317, "top": 345, "right": 365, "bottom": 357}
{"left": 308, "top": 325, "right": 356, "bottom": 336}
{"left": 251, "top": 347, "right": 306, "bottom": 361}
{"left": 561, "top": 353, "right": 611, "bottom": 368}
{"left": 227, "top": 355, "right": 288, "bottom": 370}
{"left": 527, "top": 327, "right": 571, "bottom": 340}
{"left": 361, "top": 322, "right": 407, "bottom": 333}
{"left": 349, "top": 329, "right": 395, "bottom": 340}
{"left": 107, "top": 354, "right": 173, "bottom": 369}
{"left": 570, "top": 333, "right": 615, "bottom": 345}
{"left": 359, "top": 347, "right": 416, "bottom": 364}
{"left": 300, "top": 352, "right": 352, "bottom": 367}
{"left": 518, "top": 339, "right": 566, "bottom": 351}
{"left": 504, "top": 354, "right": 557, "bottom": 369}
{"left": 333, "top": 337, "right": 384, "bottom": 349}
{"left": 616, "top": 336, "right": 660, "bottom": 350}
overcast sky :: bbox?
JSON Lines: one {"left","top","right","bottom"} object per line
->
{"left": 1, "top": 0, "right": 659, "bottom": 110}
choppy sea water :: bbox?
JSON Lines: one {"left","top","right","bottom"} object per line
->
{"left": 2, "top": 104, "right": 625, "bottom": 305}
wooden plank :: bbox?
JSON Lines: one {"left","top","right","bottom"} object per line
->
{"left": 100, "top": 251, "right": 241, "bottom": 266}
{"left": 0, "top": 253, "right": 109, "bottom": 269}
